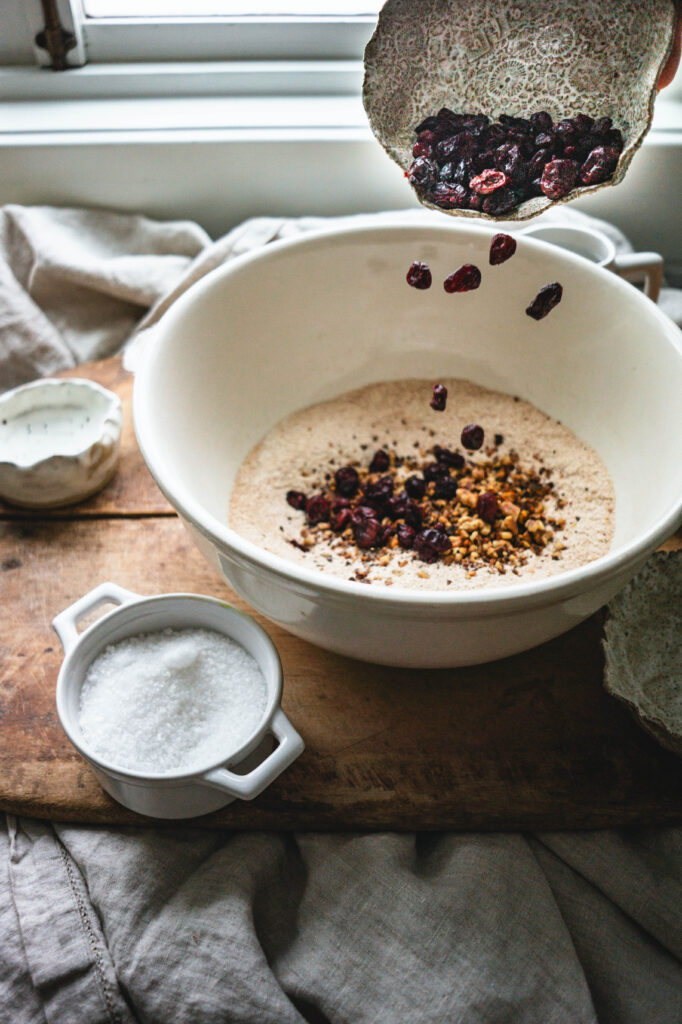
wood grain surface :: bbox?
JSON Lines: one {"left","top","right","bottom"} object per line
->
{"left": 1, "top": 358, "right": 681, "bottom": 830}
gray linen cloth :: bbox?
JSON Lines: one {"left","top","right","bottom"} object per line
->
{"left": 1, "top": 205, "right": 681, "bottom": 1023}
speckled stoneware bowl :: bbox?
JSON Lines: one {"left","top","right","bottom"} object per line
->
{"left": 604, "top": 551, "right": 682, "bottom": 757}
{"left": 0, "top": 378, "right": 122, "bottom": 508}
{"left": 363, "top": 0, "right": 676, "bottom": 220}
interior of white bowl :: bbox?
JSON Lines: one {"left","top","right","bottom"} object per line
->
{"left": 135, "top": 220, "right": 682, "bottom": 595}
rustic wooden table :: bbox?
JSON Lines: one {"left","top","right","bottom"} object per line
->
{"left": 1, "top": 357, "right": 681, "bottom": 830}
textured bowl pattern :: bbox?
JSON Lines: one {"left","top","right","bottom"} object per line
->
{"left": 363, "top": 0, "right": 676, "bottom": 220}
{"left": 603, "top": 551, "right": 682, "bottom": 757}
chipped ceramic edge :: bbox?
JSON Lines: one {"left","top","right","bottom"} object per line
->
{"left": 0, "top": 378, "right": 123, "bottom": 508}
{"left": 603, "top": 551, "right": 682, "bottom": 758}
{"left": 362, "top": 0, "right": 677, "bottom": 222}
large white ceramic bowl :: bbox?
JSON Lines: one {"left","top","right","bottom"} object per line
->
{"left": 133, "top": 219, "right": 682, "bottom": 668}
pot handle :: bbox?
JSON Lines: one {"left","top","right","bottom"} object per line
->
{"left": 200, "top": 709, "right": 304, "bottom": 801}
{"left": 612, "top": 251, "right": 663, "bottom": 303}
{"left": 52, "top": 582, "right": 140, "bottom": 655}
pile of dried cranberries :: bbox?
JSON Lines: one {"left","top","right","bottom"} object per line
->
{"left": 408, "top": 109, "right": 623, "bottom": 216}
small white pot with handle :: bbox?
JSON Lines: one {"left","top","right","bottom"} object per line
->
{"left": 517, "top": 223, "right": 663, "bottom": 301}
{"left": 53, "top": 583, "right": 304, "bottom": 820}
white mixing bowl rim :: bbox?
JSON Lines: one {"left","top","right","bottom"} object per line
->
{"left": 133, "top": 220, "right": 682, "bottom": 610}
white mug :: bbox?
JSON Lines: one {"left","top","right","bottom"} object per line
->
{"left": 518, "top": 224, "right": 663, "bottom": 303}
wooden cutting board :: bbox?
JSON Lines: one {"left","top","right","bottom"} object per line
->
{"left": 2, "top": 357, "right": 681, "bottom": 831}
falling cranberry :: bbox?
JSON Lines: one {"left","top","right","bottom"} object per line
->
{"left": 526, "top": 282, "right": 563, "bottom": 320}
{"left": 406, "top": 261, "right": 432, "bottom": 289}
{"left": 477, "top": 491, "right": 500, "bottom": 523}
{"left": 489, "top": 233, "right": 517, "bottom": 266}
{"left": 430, "top": 383, "right": 448, "bottom": 411}
{"left": 369, "top": 449, "right": 390, "bottom": 473}
{"left": 540, "top": 159, "right": 580, "bottom": 200}
{"left": 305, "top": 494, "right": 330, "bottom": 524}
{"left": 331, "top": 507, "right": 352, "bottom": 532}
{"left": 397, "top": 523, "right": 416, "bottom": 549}
{"left": 444, "top": 264, "right": 481, "bottom": 293}
{"left": 286, "top": 490, "right": 307, "bottom": 511}
{"left": 414, "top": 527, "right": 452, "bottom": 563}
{"left": 334, "top": 465, "right": 359, "bottom": 497}
{"left": 461, "top": 424, "right": 484, "bottom": 450}
{"left": 433, "top": 445, "right": 464, "bottom": 469}
{"left": 469, "top": 169, "right": 509, "bottom": 194}
{"left": 404, "top": 474, "right": 426, "bottom": 499}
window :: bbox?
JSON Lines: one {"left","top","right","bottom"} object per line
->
{"left": 30, "top": 0, "right": 382, "bottom": 65}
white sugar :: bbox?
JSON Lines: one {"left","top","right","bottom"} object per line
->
{"left": 78, "top": 627, "right": 268, "bottom": 773}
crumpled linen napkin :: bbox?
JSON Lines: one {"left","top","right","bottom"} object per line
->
{"left": 0, "top": 204, "right": 209, "bottom": 390}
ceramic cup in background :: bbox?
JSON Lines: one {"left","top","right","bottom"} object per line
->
{"left": 53, "top": 582, "right": 304, "bottom": 819}
{"left": 517, "top": 224, "right": 663, "bottom": 302}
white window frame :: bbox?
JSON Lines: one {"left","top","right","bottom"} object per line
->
{"left": 22, "top": 0, "right": 378, "bottom": 67}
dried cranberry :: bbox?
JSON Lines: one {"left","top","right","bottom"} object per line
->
{"left": 444, "top": 264, "right": 481, "bottom": 293}
{"left": 530, "top": 111, "right": 553, "bottom": 133}
{"left": 605, "top": 128, "right": 624, "bottom": 151}
{"left": 579, "top": 145, "right": 620, "bottom": 186}
{"left": 467, "top": 192, "right": 484, "bottom": 211}
{"left": 469, "top": 169, "right": 509, "bottom": 194}
{"left": 286, "top": 490, "right": 307, "bottom": 511}
{"left": 573, "top": 113, "right": 594, "bottom": 133}
{"left": 412, "top": 140, "right": 433, "bottom": 159}
{"left": 433, "top": 445, "right": 464, "bottom": 469}
{"left": 540, "top": 158, "right": 580, "bottom": 200}
{"left": 423, "top": 461, "right": 447, "bottom": 482}
{"left": 404, "top": 474, "right": 426, "bottom": 499}
{"left": 461, "top": 424, "right": 484, "bottom": 450}
{"left": 482, "top": 187, "right": 525, "bottom": 216}
{"left": 334, "top": 465, "right": 359, "bottom": 497}
{"left": 429, "top": 183, "right": 469, "bottom": 209}
{"left": 331, "top": 507, "right": 351, "bottom": 532}
{"left": 351, "top": 505, "right": 375, "bottom": 525}
{"left": 363, "top": 474, "right": 394, "bottom": 508}
{"left": 353, "top": 515, "right": 382, "bottom": 549}
{"left": 477, "top": 491, "right": 499, "bottom": 523}
{"left": 417, "top": 128, "right": 438, "bottom": 146}
{"left": 397, "top": 523, "right": 416, "bottom": 549}
{"left": 592, "top": 117, "right": 612, "bottom": 136}
{"left": 407, "top": 156, "right": 438, "bottom": 189}
{"left": 386, "top": 496, "right": 422, "bottom": 528}
{"left": 305, "top": 494, "right": 330, "bottom": 524}
{"left": 406, "top": 261, "right": 432, "bottom": 289}
{"left": 495, "top": 142, "right": 526, "bottom": 181}
{"left": 369, "top": 449, "right": 390, "bottom": 473}
{"left": 434, "top": 475, "right": 457, "bottom": 500}
{"left": 414, "top": 527, "right": 452, "bottom": 563}
{"left": 489, "top": 233, "right": 517, "bottom": 266}
{"left": 415, "top": 115, "right": 441, "bottom": 134}
{"left": 430, "top": 383, "right": 448, "bottom": 411}
{"left": 331, "top": 496, "right": 350, "bottom": 511}
{"left": 526, "top": 282, "right": 563, "bottom": 320}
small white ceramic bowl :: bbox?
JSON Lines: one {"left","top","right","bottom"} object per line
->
{"left": 0, "top": 378, "right": 122, "bottom": 508}
{"left": 53, "top": 582, "right": 304, "bottom": 819}
{"left": 133, "top": 219, "right": 682, "bottom": 668}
